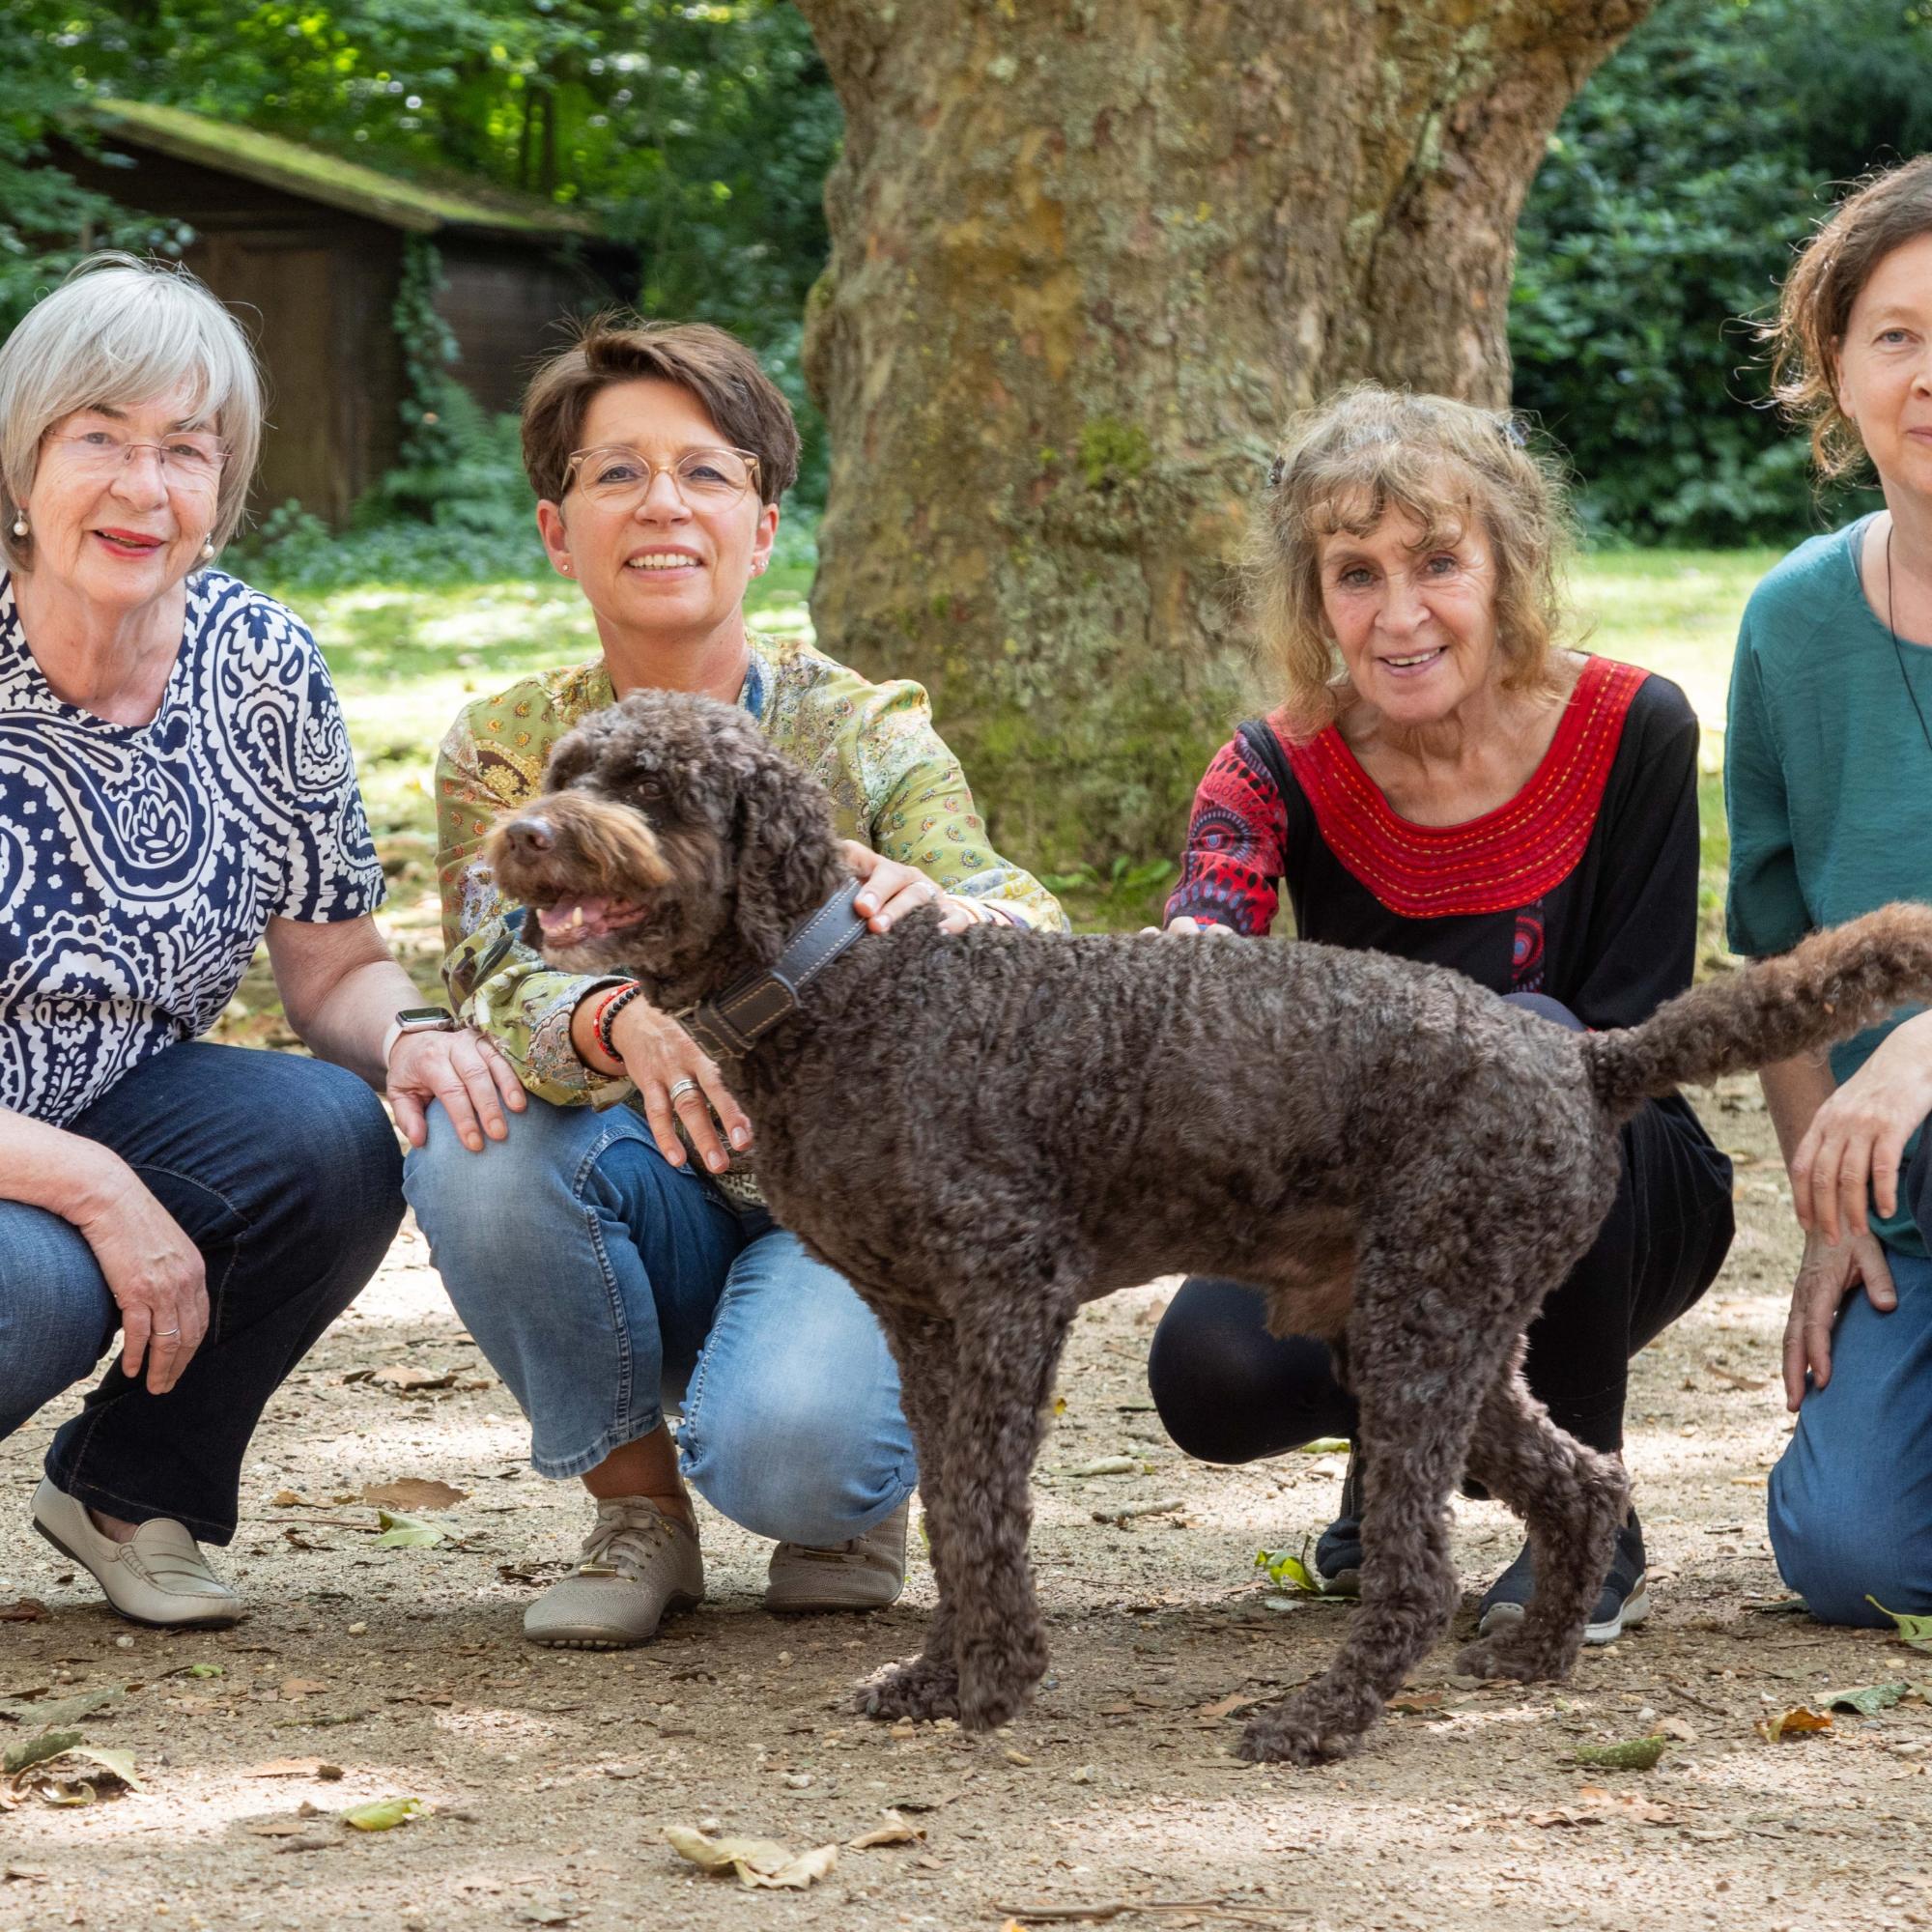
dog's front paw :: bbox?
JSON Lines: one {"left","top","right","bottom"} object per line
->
{"left": 1236, "top": 1697, "right": 1365, "bottom": 1767}
{"left": 1454, "top": 1633, "right": 1573, "bottom": 1685}
{"left": 852, "top": 1655, "right": 960, "bottom": 1723}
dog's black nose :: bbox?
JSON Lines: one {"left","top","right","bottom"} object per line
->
{"left": 503, "top": 814, "right": 554, "bottom": 856}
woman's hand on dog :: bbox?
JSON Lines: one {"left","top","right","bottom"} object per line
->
{"left": 842, "top": 840, "right": 981, "bottom": 935}
{"left": 1788, "top": 1009, "right": 1932, "bottom": 1243}
{"left": 1142, "top": 916, "right": 1237, "bottom": 938}
{"left": 1783, "top": 1225, "right": 1898, "bottom": 1408}
{"left": 607, "top": 996, "right": 753, "bottom": 1175}
{"left": 387, "top": 1028, "right": 526, "bottom": 1154}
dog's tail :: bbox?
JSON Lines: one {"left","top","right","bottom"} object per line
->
{"left": 1580, "top": 902, "right": 1932, "bottom": 1121}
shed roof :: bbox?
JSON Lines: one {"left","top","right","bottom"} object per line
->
{"left": 83, "top": 99, "right": 600, "bottom": 240}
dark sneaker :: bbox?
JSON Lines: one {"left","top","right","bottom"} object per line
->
{"left": 1310, "top": 1448, "right": 1365, "bottom": 1598}
{"left": 1477, "top": 1510, "right": 1649, "bottom": 1646}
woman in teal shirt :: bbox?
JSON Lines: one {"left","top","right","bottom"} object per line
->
{"left": 1730, "top": 156, "right": 1932, "bottom": 1621}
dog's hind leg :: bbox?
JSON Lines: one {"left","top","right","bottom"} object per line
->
{"left": 939, "top": 1291, "right": 1078, "bottom": 1732}
{"left": 1455, "top": 1365, "right": 1628, "bottom": 1686}
{"left": 1239, "top": 1243, "right": 1507, "bottom": 1767}
{"left": 855, "top": 1311, "right": 965, "bottom": 1722}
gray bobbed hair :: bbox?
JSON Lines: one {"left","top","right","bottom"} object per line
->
{"left": 0, "top": 252, "right": 263, "bottom": 574}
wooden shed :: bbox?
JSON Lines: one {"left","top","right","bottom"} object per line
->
{"left": 50, "top": 100, "right": 617, "bottom": 525}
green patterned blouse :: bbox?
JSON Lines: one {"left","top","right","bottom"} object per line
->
{"left": 435, "top": 633, "right": 1066, "bottom": 1117}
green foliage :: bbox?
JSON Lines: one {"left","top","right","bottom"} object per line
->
{"left": 0, "top": 1, "right": 838, "bottom": 519}
{"left": 1511, "top": 0, "right": 1928, "bottom": 544}
{"left": 0, "top": 2, "right": 193, "bottom": 328}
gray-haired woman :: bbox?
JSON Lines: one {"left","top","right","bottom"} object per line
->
{"left": 0, "top": 254, "right": 523, "bottom": 1629}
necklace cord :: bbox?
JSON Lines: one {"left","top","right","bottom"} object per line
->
{"left": 1885, "top": 526, "right": 1932, "bottom": 756}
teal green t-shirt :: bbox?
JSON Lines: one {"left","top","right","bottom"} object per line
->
{"left": 1724, "top": 515, "right": 1932, "bottom": 1257}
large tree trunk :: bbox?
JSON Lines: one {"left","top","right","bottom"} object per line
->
{"left": 795, "top": 0, "right": 1653, "bottom": 879}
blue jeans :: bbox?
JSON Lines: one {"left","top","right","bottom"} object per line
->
{"left": 1768, "top": 1246, "right": 1932, "bottom": 1625}
{"left": 0, "top": 1042, "right": 402, "bottom": 1544}
{"left": 403, "top": 1096, "right": 916, "bottom": 1546}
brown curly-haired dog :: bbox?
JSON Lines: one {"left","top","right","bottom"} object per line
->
{"left": 485, "top": 690, "right": 1932, "bottom": 1765}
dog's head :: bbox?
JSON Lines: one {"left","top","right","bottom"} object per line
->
{"left": 483, "top": 690, "right": 845, "bottom": 1007}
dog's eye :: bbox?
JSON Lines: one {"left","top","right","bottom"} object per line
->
{"left": 633, "top": 775, "right": 666, "bottom": 801}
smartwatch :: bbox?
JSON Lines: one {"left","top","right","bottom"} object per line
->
{"left": 382, "top": 1006, "right": 458, "bottom": 1065}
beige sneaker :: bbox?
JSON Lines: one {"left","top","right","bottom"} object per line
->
{"left": 31, "top": 1479, "right": 242, "bottom": 1630}
{"left": 524, "top": 1497, "right": 703, "bottom": 1649}
{"left": 766, "top": 1498, "right": 911, "bottom": 1613}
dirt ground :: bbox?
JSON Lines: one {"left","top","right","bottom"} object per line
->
{"left": 3, "top": 1072, "right": 1930, "bottom": 1932}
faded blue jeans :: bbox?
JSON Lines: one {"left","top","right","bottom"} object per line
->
{"left": 403, "top": 1095, "right": 916, "bottom": 1546}
{"left": 0, "top": 1042, "right": 402, "bottom": 1544}
{"left": 1767, "top": 1127, "right": 1932, "bottom": 1624}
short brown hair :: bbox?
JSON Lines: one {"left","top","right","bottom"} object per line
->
{"left": 1253, "top": 385, "right": 1574, "bottom": 735}
{"left": 1767, "top": 156, "right": 1932, "bottom": 481}
{"left": 521, "top": 315, "right": 800, "bottom": 507}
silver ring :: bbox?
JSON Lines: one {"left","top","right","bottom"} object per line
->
{"left": 154, "top": 1327, "right": 182, "bottom": 1339}
{"left": 667, "top": 1078, "right": 700, "bottom": 1106}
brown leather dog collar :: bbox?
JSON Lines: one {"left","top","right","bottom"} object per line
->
{"left": 678, "top": 877, "right": 869, "bottom": 1062}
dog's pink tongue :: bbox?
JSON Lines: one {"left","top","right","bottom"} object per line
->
{"left": 536, "top": 897, "right": 610, "bottom": 938}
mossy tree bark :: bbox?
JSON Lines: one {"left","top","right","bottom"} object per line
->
{"left": 795, "top": 0, "right": 1653, "bottom": 873}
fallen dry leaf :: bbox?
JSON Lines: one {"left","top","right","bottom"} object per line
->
{"left": 360, "top": 1478, "right": 469, "bottom": 1512}
{"left": 1577, "top": 1785, "right": 1678, "bottom": 1826}
{"left": 247, "top": 1760, "right": 345, "bottom": 1780}
{"left": 366, "top": 1366, "right": 459, "bottom": 1393}
{"left": 1757, "top": 1706, "right": 1833, "bottom": 1743}
{"left": 1194, "top": 1692, "right": 1259, "bottom": 1723}
{"left": 1527, "top": 1806, "right": 1605, "bottom": 1829}
{"left": 246, "top": 1817, "right": 319, "bottom": 1838}
{"left": 279, "top": 1680, "right": 328, "bottom": 1700}
{"left": 0, "top": 1602, "right": 46, "bottom": 1625}
{"left": 666, "top": 1826, "right": 838, "bottom": 1889}
{"left": 847, "top": 1809, "right": 924, "bottom": 1850}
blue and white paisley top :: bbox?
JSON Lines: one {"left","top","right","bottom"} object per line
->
{"left": 0, "top": 570, "right": 384, "bottom": 1125}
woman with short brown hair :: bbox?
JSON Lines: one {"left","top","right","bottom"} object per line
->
{"left": 405, "top": 316, "right": 1064, "bottom": 1649}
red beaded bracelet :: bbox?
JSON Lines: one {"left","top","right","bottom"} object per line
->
{"left": 588, "top": 981, "right": 644, "bottom": 1067}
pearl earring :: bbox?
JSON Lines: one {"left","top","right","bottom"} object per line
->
{"left": 201, "top": 537, "right": 215, "bottom": 560}
{"left": 10, "top": 514, "right": 25, "bottom": 539}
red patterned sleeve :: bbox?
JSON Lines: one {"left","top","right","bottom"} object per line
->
{"left": 1162, "top": 731, "right": 1289, "bottom": 935}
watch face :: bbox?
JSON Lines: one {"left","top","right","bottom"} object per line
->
{"left": 396, "top": 1007, "right": 452, "bottom": 1027}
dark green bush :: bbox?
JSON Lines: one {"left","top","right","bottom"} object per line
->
{"left": 1510, "top": 0, "right": 1927, "bottom": 544}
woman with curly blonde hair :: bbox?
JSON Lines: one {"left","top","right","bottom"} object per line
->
{"left": 1148, "top": 384, "right": 1734, "bottom": 1645}
{"left": 1731, "top": 156, "right": 1932, "bottom": 1624}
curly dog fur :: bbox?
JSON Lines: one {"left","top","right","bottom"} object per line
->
{"left": 485, "top": 690, "right": 1932, "bottom": 1764}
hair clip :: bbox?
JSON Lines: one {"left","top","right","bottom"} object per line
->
{"left": 1265, "top": 455, "right": 1285, "bottom": 489}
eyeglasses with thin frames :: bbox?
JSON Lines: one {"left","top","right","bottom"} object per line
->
{"left": 48, "top": 425, "right": 227, "bottom": 491}
{"left": 564, "top": 444, "right": 761, "bottom": 510}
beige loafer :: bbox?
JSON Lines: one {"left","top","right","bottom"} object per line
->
{"left": 766, "top": 1497, "right": 911, "bottom": 1613}
{"left": 524, "top": 1496, "right": 704, "bottom": 1649}
{"left": 31, "top": 1478, "right": 242, "bottom": 1630}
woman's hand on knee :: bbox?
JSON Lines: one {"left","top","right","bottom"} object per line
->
{"left": 388, "top": 1028, "right": 526, "bottom": 1153}
{"left": 1140, "top": 915, "right": 1236, "bottom": 938}
{"left": 609, "top": 997, "right": 752, "bottom": 1175}
{"left": 72, "top": 1164, "right": 209, "bottom": 1395}
{"left": 840, "top": 840, "right": 978, "bottom": 935}
{"left": 1783, "top": 1227, "right": 1897, "bottom": 1410}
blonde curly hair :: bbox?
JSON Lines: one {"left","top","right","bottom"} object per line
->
{"left": 1766, "top": 155, "right": 1932, "bottom": 482}
{"left": 1252, "top": 385, "right": 1575, "bottom": 736}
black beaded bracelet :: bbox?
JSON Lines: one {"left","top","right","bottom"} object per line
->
{"left": 593, "top": 981, "right": 647, "bottom": 1065}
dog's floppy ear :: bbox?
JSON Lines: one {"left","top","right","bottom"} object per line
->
{"left": 729, "top": 741, "right": 839, "bottom": 963}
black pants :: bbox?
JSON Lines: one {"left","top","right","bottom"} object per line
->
{"left": 0, "top": 1042, "right": 403, "bottom": 1544}
{"left": 1147, "top": 994, "right": 1736, "bottom": 1461}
